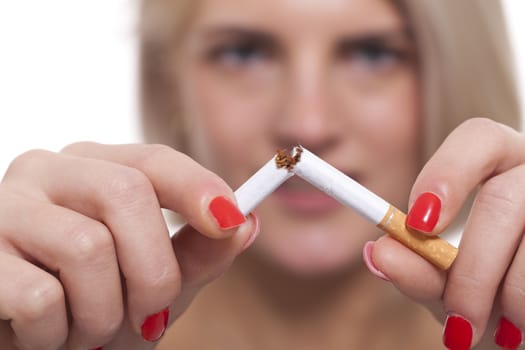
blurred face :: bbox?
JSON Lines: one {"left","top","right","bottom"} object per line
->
{"left": 175, "top": 0, "right": 420, "bottom": 276}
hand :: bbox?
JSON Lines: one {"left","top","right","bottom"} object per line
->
{"left": 0, "top": 142, "right": 258, "bottom": 350}
{"left": 365, "top": 118, "right": 525, "bottom": 349}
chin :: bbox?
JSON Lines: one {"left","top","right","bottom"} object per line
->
{"left": 276, "top": 249, "right": 361, "bottom": 279}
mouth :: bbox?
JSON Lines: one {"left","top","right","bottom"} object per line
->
{"left": 272, "top": 175, "right": 350, "bottom": 215}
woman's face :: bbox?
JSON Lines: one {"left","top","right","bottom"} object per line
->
{"left": 175, "top": 0, "right": 420, "bottom": 276}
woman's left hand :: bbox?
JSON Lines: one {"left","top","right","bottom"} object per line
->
{"left": 367, "top": 117, "right": 525, "bottom": 349}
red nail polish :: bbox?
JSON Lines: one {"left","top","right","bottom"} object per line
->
{"left": 495, "top": 317, "right": 523, "bottom": 349}
{"left": 209, "top": 196, "right": 246, "bottom": 229}
{"left": 443, "top": 315, "right": 473, "bottom": 350}
{"left": 141, "top": 308, "right": 169, "bottom": 342}
{"left": 406, "top": 192, "right": 441, "bottom": 233}
{"left": 90, "top": 348, "right": 103, "bottom": 350}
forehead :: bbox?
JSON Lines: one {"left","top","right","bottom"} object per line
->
{"left": 190, "top": 0, "right": 405, "bottom": 34}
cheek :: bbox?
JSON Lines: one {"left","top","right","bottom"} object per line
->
{"left": 351, "top": 74, "right": 420, "bottom": 159}
{"left": 341, "top": 73, "right": 421, "bottom": 206}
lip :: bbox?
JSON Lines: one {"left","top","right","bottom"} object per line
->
{"left": 272, "top": 177, "right": 343, "bottom": 215}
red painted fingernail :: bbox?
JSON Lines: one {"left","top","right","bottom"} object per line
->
{"left": 407, "top": 192, "right": 441, "bottom": 233}
{"left": 209, "top": 196, "right": 246, "bottom": 229}
{"left": 90, "top": 348, "right": 103, "bottom": 350}
{"left": 141, "top": 308, "right": 169, "bottom": 342}
{"left": 495, "top": 317, "right": 523, "bottom": 349}
{"left": 362, "top": 241, "right": 390, "bottom": 281}
{"left": 443, "top": 315, "right": 473, "bottom": 350}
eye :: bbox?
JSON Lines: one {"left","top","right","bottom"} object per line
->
{"left": 209, "top": 40, "right": 273, "bottom": 68}
{"left": 338, "top": 38, "right": 408, "bottom": 71}
{"left": 353, "top": 43, "right": 399, "bottom": 65}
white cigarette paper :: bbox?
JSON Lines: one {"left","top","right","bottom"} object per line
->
{"left": 234, "top": 156, "right": 294, "bottom": 215}
{"left": 292, "top": 147, "right": 389, "bottom": 224}
{"left": 232, "top": 146, "right": 457, "bottom": 270}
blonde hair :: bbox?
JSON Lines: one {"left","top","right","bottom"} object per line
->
{"left": 139, "top": 0, "right": 521, "bottom": 159}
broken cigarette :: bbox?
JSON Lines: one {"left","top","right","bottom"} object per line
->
{"left": 290, "top": 146, "right": 458, "bottom": 270}
{"left": 234, "top": 155, "right": 294, "bottom": 215}
{"left": 233, "top": 146, "right": 458, "bottom": 270}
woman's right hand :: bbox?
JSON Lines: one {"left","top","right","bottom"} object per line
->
{"left": 0, "top": 142, "right": 259, "bottom": 350}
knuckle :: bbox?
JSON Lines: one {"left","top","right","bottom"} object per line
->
{"left": 502, "top": 280, "right": 525, "bottom": 306}
{"left": 60, "top": 141, "right": 96, "bottom": 154}
{"left": 137, "top": 143, "right": 194, "bottom": 175}
{"left": 476, "top": 177, "right": 516, "bottom": 217}
{"left": 141, "top": 265, "right": 181, "bottom": 301}
{"left": 136, "top": 144, "right": 173, "bottom": 169}
{"left": 501, "top": 267, "right": 525, "bottom": 301}
{"left": 459, "top": 117, "right": 502, "bottom": 135}
{"left": 102, "top": 167, "right": 154, "bottom": 209}
{"left": 457, "top": 117, "right": 506, "bottom": 154}
{"left": 4, "top": 149, "right": 51, "bottom": 179}
{"left": 447, "top": 272, "right": 485, "bottom": 301}
{"left": 18, "top": 278, "right": 64, "bottom": 322}
{"left": 68, "top": 220, "right": 114, "bottom": 263}
{"left": 142, "top": 144, "right": 174, "bottom": 162}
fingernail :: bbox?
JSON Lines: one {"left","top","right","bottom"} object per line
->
{"left": 443, "top": 315, "right": 473, "bottom": 350}
{"left": 241, "top": 213, "right": 260, "bottom": 252}
{"left": 141, "top": 308, "right": 169, "bottom": 342}
{"left": 209, "top": 196, "right": 246, "bottom": 229}
{"left": 90, "top": 348, "right": 103, "bottom": 350}
{"left": 362, "top": 241, "right": 390, "bottom": 281}
{"left": 407, "top": 192, "right": 441, "bottom": 233}
{"left": 494, "top": 317, "right": 523, "bottom": 349}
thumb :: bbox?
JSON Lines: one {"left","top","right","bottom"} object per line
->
{"left": 172, "top": 212, "right": 259, "bottom": 291}
{"left": 364, "top": 236, "right": 446, "bottom": 311}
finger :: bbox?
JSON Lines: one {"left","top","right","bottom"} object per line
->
{"left": 174, "top": 213, "right": 259, "bottom": 288}
{"left": 61, "top": 142, "right": 246, "bottom": 238}
{"left": 3, "top": 151, "right": 181, "bottom": 339}
{"left": 498, "top": 232, "right": 525, "bottom": 346}
{"left": 406, "top": 118, "right": 525, "bottom": 234}
{"left": 0, "top": 252, "right": 68, "bottom": 350}
{"left": 104, "top": 318, "right": 157, "bottom": 350}
{"left": 101, "top": 227, "right": 267, "bottom": 350}
{"left": 170, "top": 213, "right": 259, "bottom": 318}
{"left": 368, "top": 236, "right": 446, "bottom": 312}
{"left": 0, "top": 188, "right": 123, "bottom": 349}
{"left": 442, "top": 165, "right": 525, "bottom": 347}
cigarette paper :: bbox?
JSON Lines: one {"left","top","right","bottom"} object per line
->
{"left": 234, "top": 155, "right": 294, "bottom": 215}
{"left": 291, "top": 146, "right": 458, "bottom": 270}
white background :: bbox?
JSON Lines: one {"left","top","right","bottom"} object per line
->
{"left": 0, "top": 0, "right": 524, "bottom": 175}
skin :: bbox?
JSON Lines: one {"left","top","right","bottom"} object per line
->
{"left": 176, "top": 0, "right": 421, "bottom": 276}
{"left": 0, "top": 0, "right": 524, "bottom": 349}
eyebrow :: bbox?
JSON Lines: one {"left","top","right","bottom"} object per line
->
{"left": 191, "top": 25, "right": 415, "bottom": 59}
{"left": 195, "top": 27, "right": 275, "bottom": 44}
{"left": 198, "top": 24, "right": 411, "bottom": 40}
{"left": 342, "top": 27, "right": 413, "bottom": 44}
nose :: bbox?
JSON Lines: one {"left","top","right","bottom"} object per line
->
{"left": 273, "top": 54, "right": 340, "bottom": 153}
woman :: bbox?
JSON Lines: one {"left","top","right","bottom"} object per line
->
{"left": 0, "top": 0, "right": 522, "bottom": 349}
